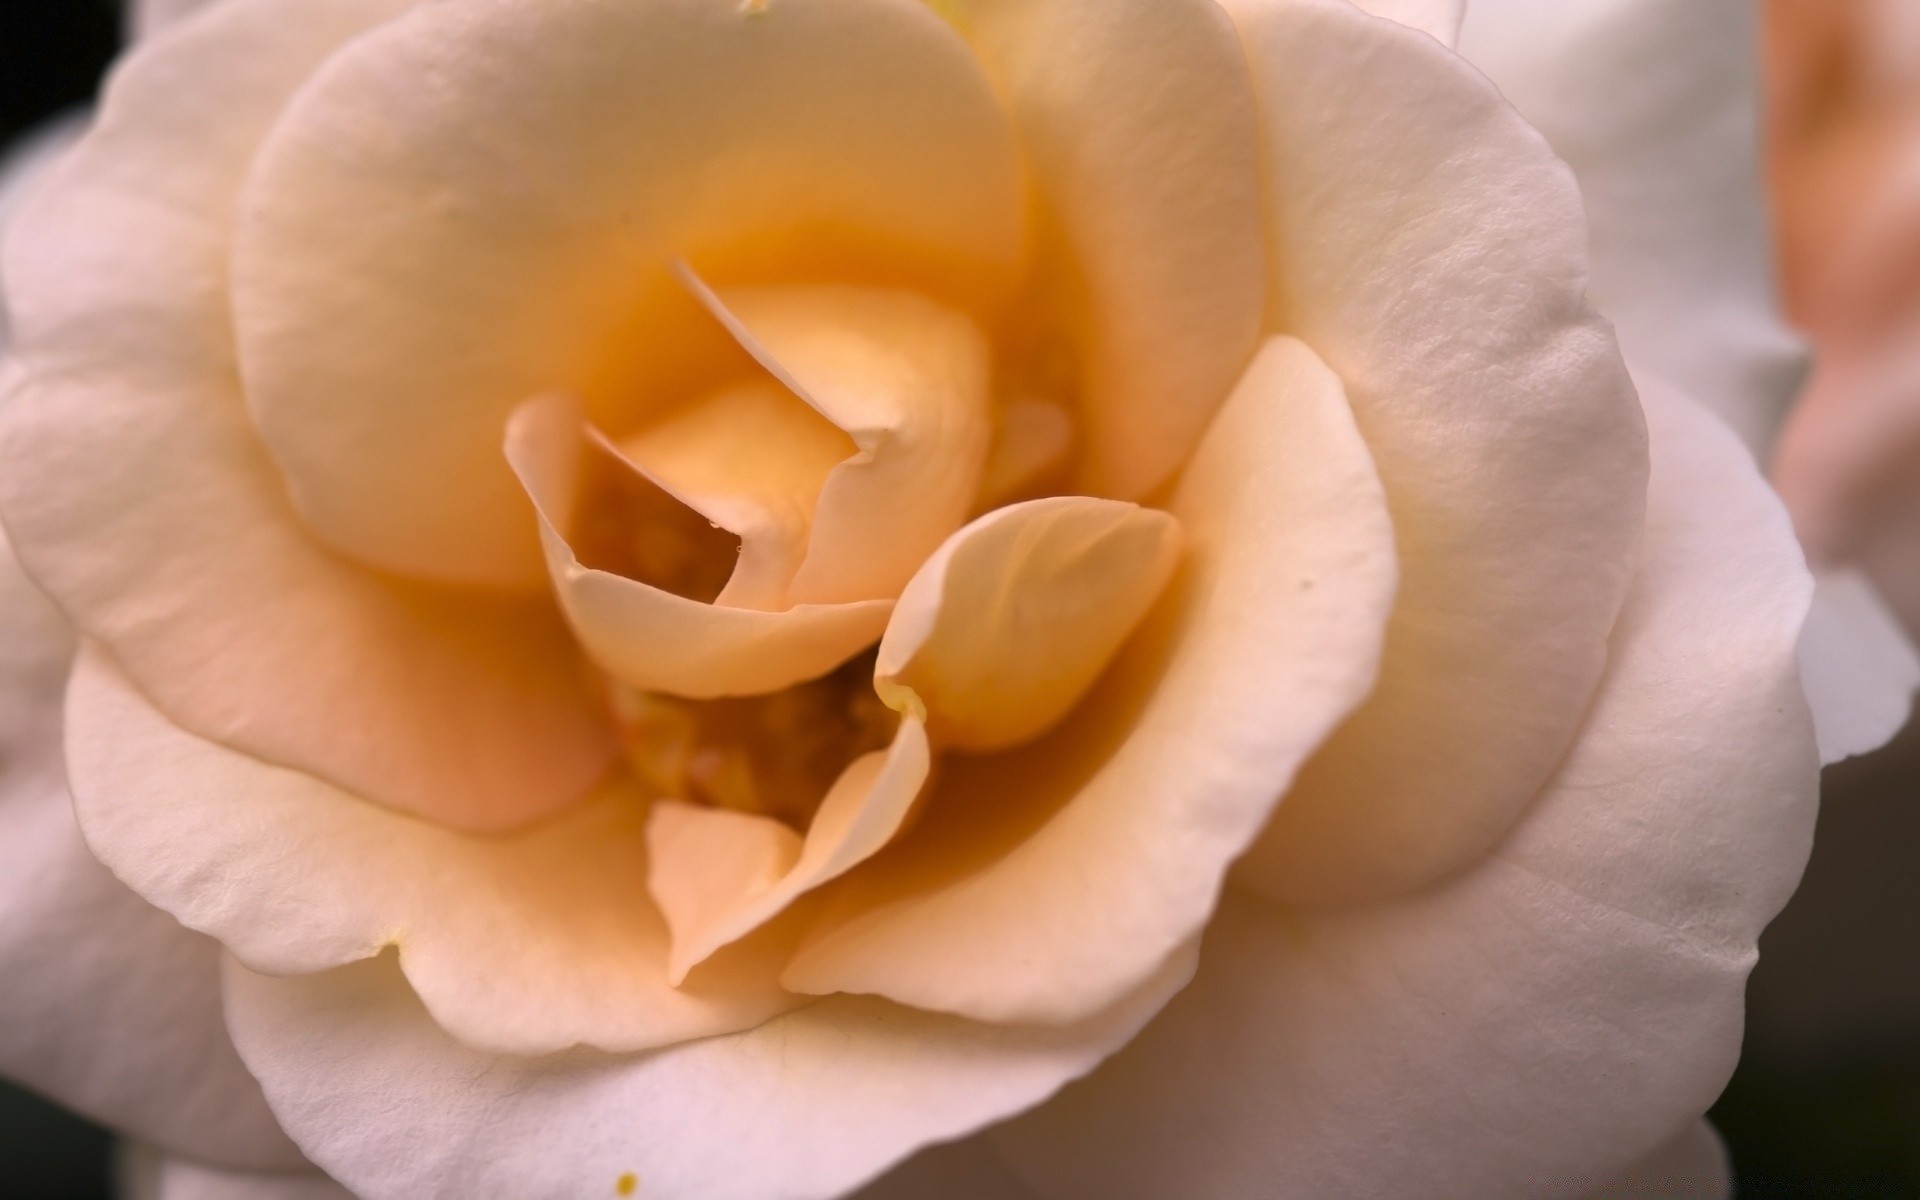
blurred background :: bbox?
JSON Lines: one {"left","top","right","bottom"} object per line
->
{"left": 2, "top": 1, "right": 1920, "bottom": 1197}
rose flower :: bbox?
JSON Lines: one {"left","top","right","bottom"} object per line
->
{"left": 0, "top": 0, "right": 1902, "bottom": 1196}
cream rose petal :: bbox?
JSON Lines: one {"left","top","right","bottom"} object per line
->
{"left": 0, "top": 0, "right": 620, "bottom": 835}
{"left": 1459, "top": 0, "right": 1805, "bottom": 457}
{"left": 506, "top": 393, "right": 894, "bottom": 698}
{"left": 875, "top": 496, "right": 1181, "bottom": 752}
{"left": 780, "top": 336, "right": 1396, "bottom": 1025}
{"left": 232, "top": 0, "right": 1023, "bottom": 588}
{"left": 648, "top": 718, "right": 931, "bottom": 982}
{"left": 989, "top": 386, "right": 1816, "bottom": 1198}
{"left": 120, "top": 1148, "right": 352, "bottom": 1200}
{"left": 221, "top": 945, "right": 1195, "bottom": 1200}
{"left": 1221, "top": 0, "right": 1649, "bottom": 906}
{"left": 64, "top": 647, "right": 802, "bottom": 1057}
{"left": 964, "top": 0, "right": 1265, "bottom": 499}
{"left": 0, "top": 530, "right": 298, "bottom": 1171}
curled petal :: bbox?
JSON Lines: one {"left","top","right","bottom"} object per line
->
{"left": 506, "top": 394, "right": 891, "bottom": 698}
{"left": 680, "top": 274, "right": 994, "bottom": 606}
{"left": 0, "top": 0, "right": 615, "bottom": 834}
{"left": 781, "top": 337, "right": 1396, "bottom": 1024}
{"left": 876, "top": 496, "right": 1181, "bottom": 752}
{"left": 648, "top": 718, "right": 931, "bottom": 982}
{"left": 232, "top": 0, "right": 1022, "bottom": 586}
{"left": 66, "top": 648, "right": 801, "bottom": 1057}
{"left": 1347, "top": 0, "right": 1465, "bottom": 46}
{"left": 967, "top": 0, "right": 1265, "bottom": 498}
{"left": 1224, "top": 0, "right": 1648, "bottom": 905}
{"left": 222, "top": 946, "right": 1195, "bottom": 1200}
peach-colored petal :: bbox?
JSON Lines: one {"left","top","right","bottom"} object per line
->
{"left": 232, "top": 0, "right": 1023, "bottom": 586}
{"left": 65, "top": 647, "right": 802, "bottom": 1057}
{"left": 619, "top": 378, "right": 850, "bottom": 612}
{"left": 1351, "top": 0, "right": 1465, "bottom": 45}
{"left": 781, "top": 337, "right": 1396, "bottom": 1024}
{"left": 680, "top": 276, "right": 994, "bottom": 606}
{"left": 649, "top": 718, "right": 930, "bottom": 982}
{"left": 989, "top": 385, "right": 1815, "bottom": 1200}
{"left": 975, "top": 398, "right": 1074, "bottom": 512}
{"left": 0, "top": 0, "right": 616, "bottom": 834}
{"left": 221, "top": 944, "right": 1194, "bottom": 1200}
{"left": 1222, "top": 0, "right": 1648, "bottom": 905}
{"left": 967, "top": 0, "right": 1265, "bottom": 499}
{"left": 875, "top": 496, "right": 1181, "bottom": 752}
{"left": 506, "top": 394, "right": 893, "bottom": 698}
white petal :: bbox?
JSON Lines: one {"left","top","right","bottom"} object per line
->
{"left": 1223, "top": 0, "right": 1648, "bottom": 904}
{"left": 0, "top": 529, "right": 296, "bottom": 1169}
{"left": 222, "top": 946, "right": 1194, "bottom": 1200}
{"left": 1458, "top": 0, "right": 1806, "bottom": 458}
{"left": 120, "top": 1146, "right": 353, "bottom": 1200}
{"left": 991, "top": 383, "right": 1816, "bottom": 1198}
{"left": 65, "top": 648, "right": 800, "bottom": 1057}
{"left": 1796, "top": 568, "right": 1919, "bottom": 763}
{"left": 1348, "top": 0, "right": 1465, "bottom": 46}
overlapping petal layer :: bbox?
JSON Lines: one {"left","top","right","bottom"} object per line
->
{"left": 990, "top": 386, "right": 1815, "bottom": 1199}
{"left": 781, "top": 336, "right": 1397, "bottom": 1024}
{"left": 0, "top": 0, "right": 616, "bottom": 834}
{"left": 232, "top": 0, "right": 1024, "bottom": 586}
{"left": 964, "top": 0, "right": 1265, "bottom": 498}
{"left": 1224, "top": 0, "right": 1648, "bottom": 905}
{"left": 65, "top": 648, "right": 801, "bottom": 1057}
{"left": 507, "top": 393, "right": 894, "bottom": 698}
{"left": 222, "top": 945, "right": 1195, "bottom": 1200}
{"left": 120, "top": 1148, "right": 352, "bottom": 1200}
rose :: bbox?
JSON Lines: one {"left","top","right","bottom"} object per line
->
{"left": 0, "top": 1, "right": 1889, "bottom": 1198}
{"left": 1769, "top": 0, "right": 1920, "bottom": 643}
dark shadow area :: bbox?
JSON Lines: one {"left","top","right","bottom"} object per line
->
{"left": 0, "top": 1080, "right": 113, "bottom": 1200}
{"left": 0, "top": 1, "right": 117, "bottom": 146}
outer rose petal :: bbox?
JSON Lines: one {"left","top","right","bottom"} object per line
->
{"left": 989, "top": 386, "right": 1817, "bottom": 1198}
{"left": 1796, "top": 569, "right": 1920, "bottom": 762}
{"left": 221, "top": 945, "right": 1196, "bottom": 1200}
{"left": 120, "top": 1148, "right": 352, "bottom": 1200}
{"left": 964, "top": 0, "right": 1266, "bottom": 499}
{"left": 233, "top": 0, "right": 1023, "bottom": 587}
{"left": 781, "top": 337, "right": 1396, "bottom": 1024}
{"left": 1222, "top": 0, "right": 1648, "bottom": 905}
{"left": 0, "top": 0, "right": 618, "bottom": 834}
{"left": 1349, "top": 0, "right": 1465, "bottom": 46}
{"left": 1458, "top": 0, "right": 1806, "bottom": 458}
{"left": 0, "top": 530, "right": 298, "bottom": 1170}
{"left": 1582, "top": 1120, "right": 1731, "bottom": 1200}
{"left": 65, "top": 648, "right": 801, "bottom": 1057}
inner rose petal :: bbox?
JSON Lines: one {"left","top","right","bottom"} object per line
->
{"left": 506, "top": 395, "right": 892, "bottom": 699}
{"left": 876, "top": 495, "right": 1183, "bottom": 753}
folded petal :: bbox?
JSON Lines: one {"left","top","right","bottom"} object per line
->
{"left": 649, "top": 717, "right": 930, "bottom": 982}
{"left": 222, "top": 945, "right": 1194, "bottom": 1200}
{"left": 783, "top": 337, "right": 1396, "bottom": 1024}
{"left": 1796, "top": 569, "right": 1919, "bottom": 763}
{"left": 991, "top": 385, "right": 1816, "bottom": 1199}
{"left": 964, "top": 0, "right": 1265, "bottom": 499}
{"left": 1223, "top": 0, "right": 1648, "bottom": 905}
{"left": 507, "top": 394, "right": 893, "bottom": 698}
{"left": 66, "top": 647, "right": 800, "bottom": 1057}
{"left": 680, "top": 277, "right": 994, "bottom": 606}
{"left": 233, "top": 0, "right": 1023, "bottom": 586}
{"left": 0, "top": 0, "right": 615, "bottom": 834}
{"left": 0, "top": 533, "right": 298, "bottom": 1171}
{"left": 120, "top": 1147, "right": 352, "bottom": 1200}
{"left": 876, "top": 496, "right": 1181, "bottom": 752}
{"left": 1458, "top": 0, "right": 1807, "bottom": 457}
